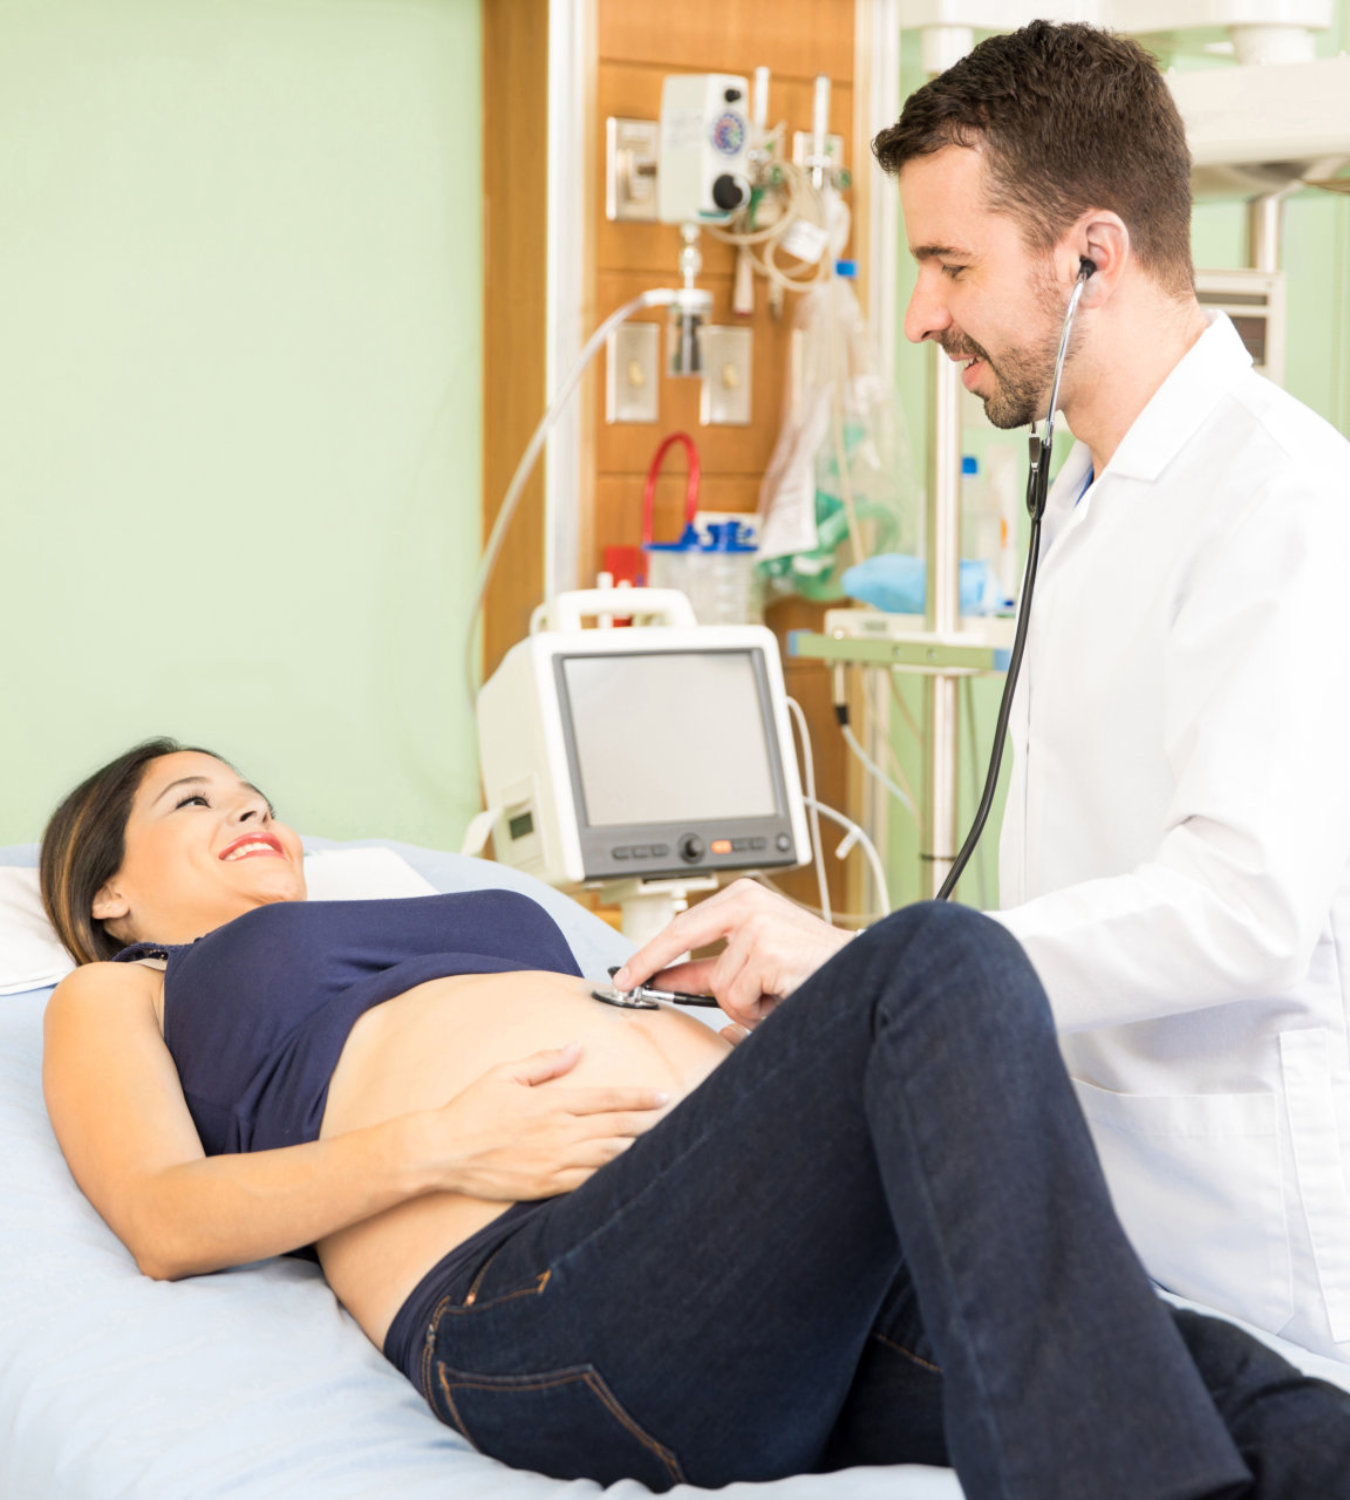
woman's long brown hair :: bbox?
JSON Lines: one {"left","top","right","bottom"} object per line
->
{"left": 40, "top": 738, "right": 221, "bottom": 965}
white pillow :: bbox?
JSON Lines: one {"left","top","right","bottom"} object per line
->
{"left": 0, "top": 848, "right": 436, "bottom": 996}
{"left": 0, "top": 867, "right": 66, "bottom": 996}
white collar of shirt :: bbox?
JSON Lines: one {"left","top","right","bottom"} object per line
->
{"left": 1045, "top": 311, "right": 1253, "bottom": 523}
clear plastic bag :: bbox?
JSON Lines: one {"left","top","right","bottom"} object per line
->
{"left": 756, "top": 264, "right": 917, "bottom": 603}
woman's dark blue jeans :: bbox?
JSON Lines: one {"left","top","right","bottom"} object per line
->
{"left": 416, "top": 902, "right": 1350, "bottom": 1499}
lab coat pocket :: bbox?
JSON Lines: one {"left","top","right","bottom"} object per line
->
{"left": 1279, "top": 1029, "right": 1350, "bottom": 1343}
{"left": 1071, "top": 1077, "right": 1293, "bottom": 1335}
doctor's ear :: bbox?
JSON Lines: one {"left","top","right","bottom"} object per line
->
{"left": 1067, "top": 213, "right": 1128, "bottom": 301}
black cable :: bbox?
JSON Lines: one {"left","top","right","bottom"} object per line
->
{"left": 936, "top": 440, "right": 1049, "bottom": 902}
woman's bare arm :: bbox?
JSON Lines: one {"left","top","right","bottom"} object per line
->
{"left": 43, "top": 963, "right": 666, "bottom": 1281}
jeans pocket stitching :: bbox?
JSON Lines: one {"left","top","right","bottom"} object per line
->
{"left": 423, "top": 1269, "right": 553, "bottom": 1401}
{"left": 420, "top": 1287, "right": 461, "bottom": 1400}
{"left": 582, "top": 1368, "right": 686, "bottom": 1485}
{"left": 433, "top": 1368, "right": 471, "bottom": 1441}
{"left": 460, "top": 1241, "right": 509, "bottom": 1308}
{"left": 450, "top": 1267, "right": 552, "bottom": 1315}
{"left": 421, "top": 1258, "right": 551, "bottom": 1400}
{"left": 434, "top": 1363, "right": 685, "bottom": 1486}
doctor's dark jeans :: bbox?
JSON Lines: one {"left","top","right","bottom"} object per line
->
{"left": 418, "top": 902, "right": 1348, "bottom": 1500}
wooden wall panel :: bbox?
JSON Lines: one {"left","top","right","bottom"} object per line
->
{"left": 591, "top": 0, "right": 859, "bottom": 915}
{"left": 482, "top": 0, "right": 865, "bottom": 916}
{"left": 481, "top": 0, "right": 549, "bottom": 681}
{"left": 594, "top": 65, "right": 854, "bottom": 280}
{"left": 595, "top": 474, "right": 761, "bottom": 560}
{"left": 590, "top": 71, "right": 857, "bottom": 539}
{"left": 591, "top": 72, "right": 855, "bottom": 514}
{"left": 591, "top": 268, "right": 785, "bottom": 478}
{"left": 597, "top": 0, "right": 853, "bottom": 82}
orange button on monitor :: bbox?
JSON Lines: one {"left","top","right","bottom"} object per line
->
{"left": 711, "top": 839, "right": 733, "bottom": 855}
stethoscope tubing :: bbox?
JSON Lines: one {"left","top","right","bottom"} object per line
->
{"left": 935, "top": 269, "right": 1089, "bottom": 902}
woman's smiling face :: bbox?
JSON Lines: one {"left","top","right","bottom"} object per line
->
{"left": 92, "top": 750, "right": 306, "bottom": 948}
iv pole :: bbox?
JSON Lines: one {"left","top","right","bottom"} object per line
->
{"left": 921, "top": 347, "right": 964, "bottom": 896}
{"left": 919, "top": 29, "right": 967, "bottom": 899}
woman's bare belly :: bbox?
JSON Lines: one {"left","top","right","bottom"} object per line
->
{"left": 316, "top": 970, "right": 731, "bottom": 1350}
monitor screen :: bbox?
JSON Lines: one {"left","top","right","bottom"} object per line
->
{"left": 561, "top": 650, "right": 779, "bottom": 827}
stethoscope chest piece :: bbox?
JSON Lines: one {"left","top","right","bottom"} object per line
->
{"left": 590, "top": 985, "right": 661, "bottom": 1010}
{"left": 590, "top": 968, "right": 720, "bottom": 1009}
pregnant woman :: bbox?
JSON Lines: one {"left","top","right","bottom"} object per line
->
{"left": 39, "top": 739, "right": 1350, "bottom": 1500}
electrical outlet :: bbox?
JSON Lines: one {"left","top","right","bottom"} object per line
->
{"left": 699, "top": 326, "right": 752, "bottom": 426}
{"left": 606, "top": 322, "right": 660, "bottom": 424}
{"left": 606, "top": 117, "right": 659, "bottom": 222}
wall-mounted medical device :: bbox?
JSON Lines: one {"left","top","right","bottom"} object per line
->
{"left": 657, "top": 74, "right": 752, "bottom": 225}
{"left": 604, "top": 67, "right": 848, "bottom": 418}
{"left": 476, "top": 589, "right": 809, "bottom": 891}
{"left": 653, "top": 74, "right": 752, "bottom": 381}
{"left": 1195, "top": 269, "right": 1286, "bottom": 384}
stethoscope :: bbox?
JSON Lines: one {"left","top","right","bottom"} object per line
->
{"left": 936, "top": 257, "right": 1095, "bottom": 901}
{"left": 591, "top": 967, "right": 720, "bottom": 1009}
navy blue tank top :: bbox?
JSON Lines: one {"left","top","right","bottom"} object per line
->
{"left": 114, "top": 891, "right": 581, "bottom": 1158}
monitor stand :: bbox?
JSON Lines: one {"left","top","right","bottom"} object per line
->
{"left": 598, "top": 875, "right": 719, "bottom": 948}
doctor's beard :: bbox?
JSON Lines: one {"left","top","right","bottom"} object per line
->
{"left": 939, "top": 278, "right": 1076, "bottom": 430}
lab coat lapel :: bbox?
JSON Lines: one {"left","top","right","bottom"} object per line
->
{"left": 1031, "top": 314, "right": 1255, "bottom": 591}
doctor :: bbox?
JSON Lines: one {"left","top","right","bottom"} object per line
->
{"left": 617, "top": 20, "right": 1350, "bottom": 1363}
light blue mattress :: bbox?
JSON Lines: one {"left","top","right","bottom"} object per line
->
{"left": 0, "top": 839, "right": 962, "bottom": 1500}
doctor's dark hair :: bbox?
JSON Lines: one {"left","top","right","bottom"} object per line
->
{"left": 871, "top": 21, "right": 1194, "bottom": 297}
{"left": 41, "top": 737, "right": 224, "bottom": 966}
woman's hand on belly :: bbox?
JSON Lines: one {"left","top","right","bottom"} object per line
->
{"left": 415, "top": 1041, "right": 672, "bottom": 1201}
{"left": 318, "top": 977, "right": 733, "bottom": 1346}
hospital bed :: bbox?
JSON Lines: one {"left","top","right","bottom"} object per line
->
{"left": 1, "top": 839, "right": 1345, "bottom": 1500}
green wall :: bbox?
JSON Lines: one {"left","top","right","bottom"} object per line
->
{"left": 0, "top": 0, "right": 484, "bottom": 849}
{"left": 885, "top": 7, "right": 1350, "bottom": 908}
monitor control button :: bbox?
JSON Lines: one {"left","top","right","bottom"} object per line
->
{"left": 651, "top": 843, "right": 671, "bottom": 857}
{"left": 679, "top": 834, "right": 706, "bottom": 863}
{"left": 712, "top": 173, "right": 745, "bottom": 211}
{"left": 750, "top": 837, "right": 767, "bottom": 850}
{"left": 613, "top": 847, "right": 631, "bottom": 859}
{"left": 776, "top": 833, "right": 791, "bottom": 852}
{"left": 632, "top": 845, "right": 651, "bottom": 858}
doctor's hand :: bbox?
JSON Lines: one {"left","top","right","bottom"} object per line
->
{"left": 613, "top": 879, "right": 856, "bottom": 1031}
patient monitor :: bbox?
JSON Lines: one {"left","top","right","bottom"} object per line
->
{"left": 476, "top": 589, "right": 809, "bottom": 931}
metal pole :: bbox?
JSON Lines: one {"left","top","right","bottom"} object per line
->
{"left": 914, "top": 22, "right": 972, "bottom": 902}
{"left": 855, "top": 0, "right": 901, "bottom": 915}
{"left": 922, "top": 347, "right": 963, "bottom": 896}
{"left": 1248, "top": 191, "right": 1286, "bottom": 273}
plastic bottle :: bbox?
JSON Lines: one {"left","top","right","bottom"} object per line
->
{"left": 644, "top": 523, "right": 703, "bottom": 613}
{"left": 959, "top": 455, "right": 1001, "bottom": 616}
{"left": 645, "top": 519, "right": 761, "bottom": 624}
{"left": 986, "top": 444, "right": 1021, "bottom": 613}
{"left": 699, "top": 519, "right": 760, "bottom": 624}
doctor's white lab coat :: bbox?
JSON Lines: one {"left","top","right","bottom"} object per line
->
{"left": 996, "top": 314, "right": 1350, "bottom": 1360}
